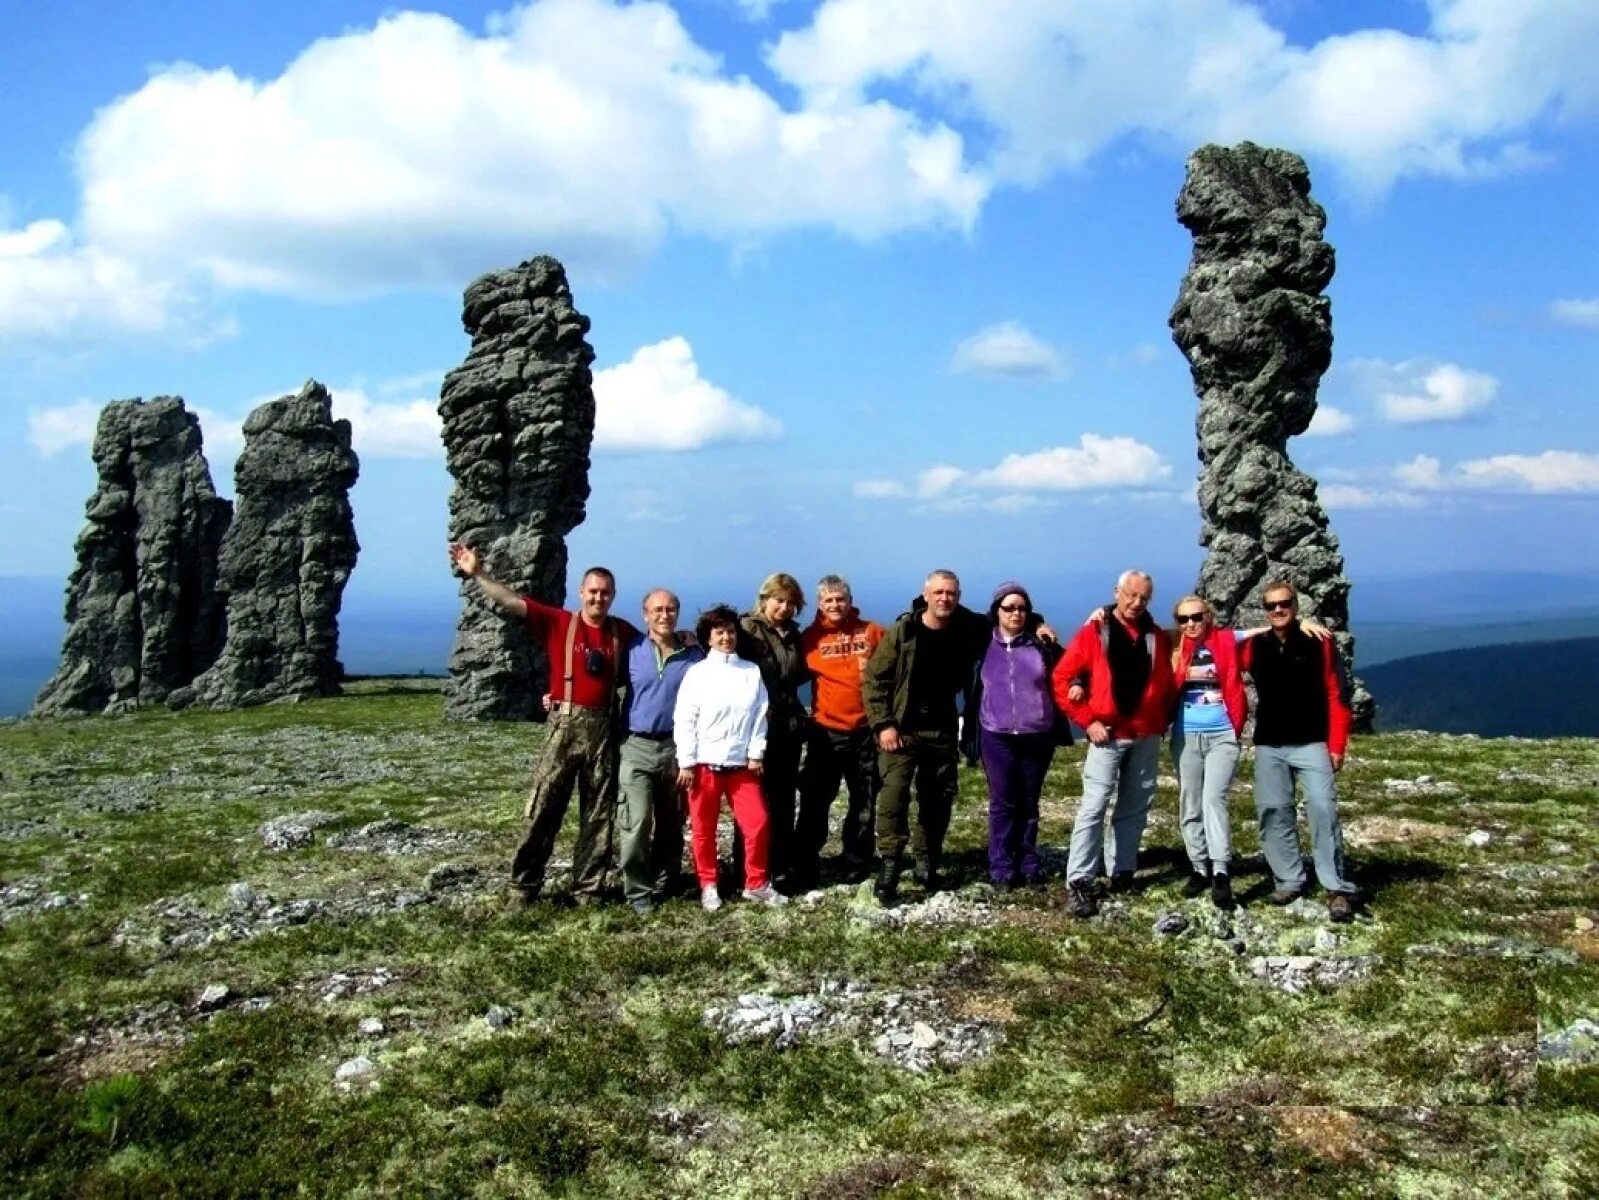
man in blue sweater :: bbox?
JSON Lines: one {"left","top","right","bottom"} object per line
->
{"left": 618, "top": 589, "right": 703, "bottom": 915}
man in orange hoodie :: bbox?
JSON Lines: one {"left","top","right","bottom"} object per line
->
{"left": 1052, "top": 569, "right": 1174, "bottom": 918}
{"left": 794, "top": 574, "right": 886, "bottom": 889}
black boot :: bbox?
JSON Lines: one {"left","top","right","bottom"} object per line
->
{"left": 1182, "top": 865, "right": 1210, "bottom": 899}
{"left": 874, "top": 857, "right": 902, "bottom": 906}
{"left": 1211, "top": 872, "right": 1234, "bottom": 910}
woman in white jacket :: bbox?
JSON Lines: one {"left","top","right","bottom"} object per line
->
{"left": 674, "top": 605, "right": 788, "bottom": 911}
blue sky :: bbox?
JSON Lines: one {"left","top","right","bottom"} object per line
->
{"left": 4, "top": 0, "right": 1598, "bottom": 634}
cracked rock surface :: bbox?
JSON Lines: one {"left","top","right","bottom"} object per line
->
{"left": 177, "top": 381, "right": 359, "bottom": 710}
{"left": 440, "top": 256, "right": 596, "bottom": 721}
{"left": 33, "top": 397, "right": 231, "bottom": 716}
{"left": 1170, "top": 142, "right": 1374, "bottom": 730}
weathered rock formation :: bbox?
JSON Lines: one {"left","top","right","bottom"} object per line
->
{"left": 32, "top": 398, "right": 231, "bottom": 716}
{"left": 1170, "top": 142, "right": 1376, "bottom": 729}
{"left": 440, "top": 256, "right": 596, "bottom": 720}
{"left": 175, "top": 381, "right": 359, "bottom": 709}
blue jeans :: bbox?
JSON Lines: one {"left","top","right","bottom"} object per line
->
{"left": 1253, "top": 742, "right": 1353, "bottom": 894}
{"left": 1067, "top": 735, "right": 1160, "bottom": 884}
{"left": 1171, "top": 727, "right": 1240, "bottom": 873}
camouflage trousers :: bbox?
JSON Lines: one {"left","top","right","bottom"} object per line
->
{"left": 510, "top": 706, "right": 620, "bottom": 898}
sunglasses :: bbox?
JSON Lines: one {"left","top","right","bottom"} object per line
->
{"left": 1263, "top": 599, "right": 1296, "bottom": 612}
{"left": 1175, "top": 612, "right": 1207, "bottom": 624}
{"left": 997, "top": 603, "right": 1029, "bottom": 613}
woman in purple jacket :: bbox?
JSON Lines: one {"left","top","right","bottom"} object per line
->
{"left": 962, "top": 582, "right": 1071, "bottom": 890}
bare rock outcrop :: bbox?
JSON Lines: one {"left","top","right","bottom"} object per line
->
{"left": 32, "top": 398, "right": 231, "bottom": 716}
{"left": 175, "top": 381, "right": 359, "bottom": 709}
{"left": 1170, "top": 142, "right": 1376, "bottom": 729}
{"left": 440, "top": 256, "right": 596, "bottom": 720}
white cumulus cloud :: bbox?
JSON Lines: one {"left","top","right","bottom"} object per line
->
{"left": 951, "top": 321, "right": 1067, "bottom": 381}
{"left": 27, "top": 400, "right": 102, "bottom": 457}
{"left": 970, "top": 435, "right": 1172, "bottom": 491}
{"left": 1304, "top": 405, "right": 1356, "bottom": 437}
{"left": 1393, "top": 449, "right": 1599, "bottom": 493}
{"left": 1456, "top": 450, "right": 1599, "bottom": 492}
{"left": 593, "top": 336, "right": 782, "bottom": 452}
{"left": 1319, "top": 483, "right": 1423, "bottom": 509}
{"left": 328, "top": 387, "right": 443, "bottom": 459}
{"left": 856, "top": 433, "right": 1171, "bottom": 503}
{"left": 64, "top": 0, "right": 982, "bottom": 305}
{"left": 770, "top": 0, "right": 1599, "bottom": 194}
{"left": 1357, "top": 359, "right": 1498, "bottom": 424}
{"left": 0, "top": 216, "right": 225, "bottom": 346}
{"left": 1550, "top": 298, "right": 1599, "bottom": 328}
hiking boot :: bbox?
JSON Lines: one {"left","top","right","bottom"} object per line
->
{"left": 1109, "top": 871, "right": 1137, "bottom": 895}
{"left": 1181, "top": 870, "right": 1209, "bottom": 899}
{"left": 742, "top": 884, "right": 789, "bottom": 907}
{"left": 1067, "top": 880, "right": 1099, "bottom": 919}
{"left": 700, "top": 886, "right": 723, "bottom": 913}
{"left": 912, "top": 859, "right": 942, "bottom": 892}
{"left": 873, "top": 858, "right": 903, "bottom": 907}
{"left": 628, "top": 897, "right": 655, "bottom": 917}
{"left": 1210, "top": 873, "right": 1234, "bottom": 911}
{"left": 992, "top": 878, "right": 1015, "bottom": 894}
{"left": 1265, "top": 885, "right": 1304, "bottom": 906}
{"left": 1327, "top": 892, "right": 1356, "bottom": 924}
{"left": 842, "top": 859, "right": 872, "bottom": 885}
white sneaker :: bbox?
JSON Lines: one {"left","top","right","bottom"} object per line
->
{"left": 700, "top": 886, "right": 723, "bottom": 912}
{"left": 742, "top": 884, "right": 788, "bottom": 907}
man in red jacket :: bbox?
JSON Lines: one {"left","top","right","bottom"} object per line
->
{"left": 1052, "top": 570, "right": 1174, "bottom": 918}
{"left": 1240, "top": 580, "right": 1359, "bottom": 923}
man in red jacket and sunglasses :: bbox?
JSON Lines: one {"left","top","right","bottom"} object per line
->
{"left": 1240, "top": 580, "right": 1359, "bottom": 923}
{"left": 1053, "top": 570, "right": 1174, "bottom": 918}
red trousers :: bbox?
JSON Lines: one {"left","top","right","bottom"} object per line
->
{"left": 687, "top": 765, "right": 769, "bottom": 889}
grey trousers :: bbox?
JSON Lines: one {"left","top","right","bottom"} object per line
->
{"left": 1067, "top": 735, "right": 1160, "bottom": 884}
{"left": 1171, "top": 728, "right": 1240, "bottom": 873}
{"left": 617, "top": 735, "right": 685, "bottom": 903}
{"left": 1253, "top": 742, "right": 1354, "bottom": 894}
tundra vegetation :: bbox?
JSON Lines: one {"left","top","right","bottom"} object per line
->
{"left": 1, "top": 680, "right": 1595, "bottom": 1197}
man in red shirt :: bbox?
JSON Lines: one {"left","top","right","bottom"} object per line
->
{"left": 449, "top": 543, "right": 638, "bottom": 907}
{"left": 1052, "top": 569, "right": 1174, "bottom": 918}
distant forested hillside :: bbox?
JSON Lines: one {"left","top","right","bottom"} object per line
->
{"left": 1363, "top": 637, "right": 1599, "bottom": 737}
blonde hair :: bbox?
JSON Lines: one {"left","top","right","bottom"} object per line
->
{"left": 1171, "top": 594, "right": 1213, "bottom": 623}
{"left": 754, "top": 571, "right": 805, "bottom": 616}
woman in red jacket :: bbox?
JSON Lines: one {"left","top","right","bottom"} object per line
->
{"left": 1169, "top": 595, "right": 1246, "bottom": 909}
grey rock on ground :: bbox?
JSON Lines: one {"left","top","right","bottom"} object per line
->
{"left": 1170, "top": 142, "right": 1375, "bottom": 730}
{"left": 258, "top": 810, "right": 340, "bottom": 851}
{"left": 177, "top": 381, "right": 358, "bottom": 709}
{"left": 33, "top": 397, "right": 231, "bottom": 716}
{"left": 1537, "top": 1018, "right": 1599, "bottom": 1063}
{"left": 441, "top": 256, "right": 597, "bottom": 720}
{"left": 703, "top": 979, "right": 1001, "bottom": 1072}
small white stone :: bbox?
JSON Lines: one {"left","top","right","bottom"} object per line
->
{"left": 484, "top": 1005, "right": 513, "bottom": 1030}
{"left": 197, "top": 983, "right": 231, "bottom": 1011}
{"left": 1467, "top": 829, "right": 1493, "bottom": 847}
{"left": 909, "top": 1022, "right": 940, "bottom": 1050}
{"left": 358, "top": 1017, "right": 385, "bottom": 1036}
{"left": 335, "top": 1056, "right": 375, "bottom": 1083}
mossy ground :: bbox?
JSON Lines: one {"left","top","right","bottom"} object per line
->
{"left": 2, "top": 684, "right": 1595, "bottom": 1197}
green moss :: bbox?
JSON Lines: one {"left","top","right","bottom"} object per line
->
{"left": 3, "top": 691, "right": 1596, "bottom": 1195}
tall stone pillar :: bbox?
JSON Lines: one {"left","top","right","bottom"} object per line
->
{"left": 33, "top": 397, "right": 231, "bottom": 716}
{"left": 440, "top": 256, "right": 596, "bottom": 720}
{"left": 178, "top": 380, "right": 359, "bottom": 709}
{"left": 1170, "top": 142, "right": 1375, "bottom": 730}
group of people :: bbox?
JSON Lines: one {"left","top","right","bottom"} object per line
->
{"left": 446, "top": 545, "right": 1360, "bottom": 924}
